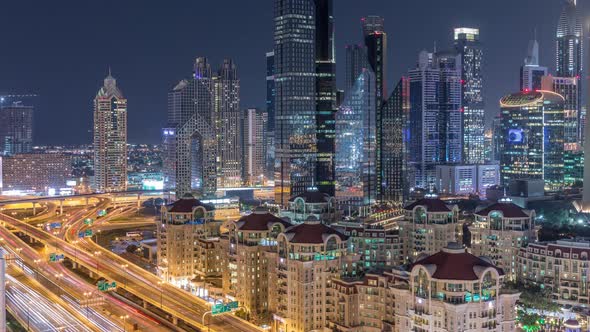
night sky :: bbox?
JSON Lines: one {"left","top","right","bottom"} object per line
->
{"left": 0, "top": 0, "right": 588, "bottom": 145}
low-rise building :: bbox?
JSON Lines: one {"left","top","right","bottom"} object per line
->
{"left": 435, "top": 164, "right": 500, "bottom": 197}
{"left": 399, "top": 194, "right": 461, "bottom": 261}
{"left": 470, "top": 196, "right": 536, "bottom": 279}
{"left": 280, "top": 189, "right": 338, "bottom": 224}
{"left": 157, "top": 194, "right": 220, "bottom": 285}
{"left": 518, "top": 239, "right": 590, "bottom": 305}
{"left": 392, "top": 243, "right": 520, "bottom": 332}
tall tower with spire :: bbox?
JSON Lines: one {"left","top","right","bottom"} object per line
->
{"left": 93, "top": 70, "right": 127, "bottom": 192}
{"left": 520, "top": 37, "right": 547, "bottom": 91}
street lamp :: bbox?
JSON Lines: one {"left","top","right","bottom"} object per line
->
{"left": 71, "top": 240, "right": 78, "bottom": 266}
{"left": 33, "top": 259, "right": 41, "bottom": 280}
{"left": 120, "top": 314, "right": 129, "bottom": 332}
{"left": 120, "top": 264, "right": 129, "bottom": 288}
{"left": 54, "top": 273, "right": 63, "bottom": 296}
{"left": 93, "top": 251, "right": 101, "bottom": 275}
{"left": 15, "top": 248, "right": 23, "bottom": 269}
{"left": 157, "top": 281, "right": 164, "bottom": 309}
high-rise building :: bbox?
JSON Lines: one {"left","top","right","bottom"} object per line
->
{"left": 0, "top": 102, "right": 33, "bottom": 156}
{"left": 436, "top": 164, "right": 500, "bottom": 197}
{"left": 408, "top": 50, "right": 462, "bottom": 189}
{"left": 335, "top": 69, "right": 376, "bottom": 212}
{"left": 274, "top": 0, "right": 336, "bottom": 205}
{"left": 520, "top": 39, "right": 548, "bottom": 91}
{"left": 380, "top": 77, "right": 410, "bottom": 204}
{"left": 93, "top": 71, "right": 127, "bottom": 193}
{"left": 491, "top": 115, "right": 503, "bottom": 162}
{"left": 542, "top": 75, "right": 580, "bottom": 151}
{"left": 344, "top": 44, "right": 368, "bottom": 93}
{"left": 214, "top": 59, "right": 242, "bottom": 188}
{"left": 499, "top": 90, "right": 565, "bottom": 192}
{"left": 454, "top": 27, "right": 485, "bottom": 164}
{"left": 0, "top": 153, "right": 72, "bottom": 194}
{"left": 243, "top": 108, "right": 268, "bottom": 186}
{"left": 556, "top": 0, "right": 583, "bottom": 144}
{"left": 163, "top": 58, "right": 216, "bottom": 197}
{"left": 265, "top": 51, "right": 276, "bottom": 179}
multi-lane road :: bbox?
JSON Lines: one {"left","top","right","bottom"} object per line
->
{"left": 0, "top": 197, "right": 262, "bottom": 332}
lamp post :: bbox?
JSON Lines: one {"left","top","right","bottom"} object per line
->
{"left": 54, "top": 273, "right": 63, "bottom": 296}
{"left": 93, "top": 251, "right": 101, "bottom": 275}
{"left": 83, "top": 291, "right": 91, "bottom": 319}
{"left": 33, "top": 259, "right": 41, "bottom": 280}
{"left": 71, "top": 240, "right": 78, "bottom": 267}
{"left": 157, "top": 281, "right": 164, "bottom": 309}
{"left": 120, "top": 263, "right": 129, "bottom": 288}
{"left": 120, "top": 314, "right": 129, "bottom": 332}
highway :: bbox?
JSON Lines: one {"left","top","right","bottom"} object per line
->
{"left": 0, "top": 200, "right": 263, "bottom": 332}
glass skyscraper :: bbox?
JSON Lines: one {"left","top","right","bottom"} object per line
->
{"left": 499, "top": 91, "right": 565, "bottom": 192}
{"left": 556, "top": 0, "right": 583, "bottom": 144}
{"left": 454, "top": 27, "right": 485, "bottom": 164}
{"left": 336, "top": 69, "right": 376, "bottom": 212}
{"left": 408, "top": 50, "right": 462, "bottom": 190}
{"left": 274, "top": 0, "right": 336, "bottom": 205}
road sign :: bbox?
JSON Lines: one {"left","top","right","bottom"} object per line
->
{"left": 78, "top": 229, "right": 94, "bottom": 238}
{"left": 49, "top": 222, "right": 62, "bottom": 229}
{"left": 49, "top": 253, "right": 65, "bottom": 262}
{"left": 97, "top": 210, "right": 107, "bottom": 217}
{"left": 97, "top": 280, "right": 117, "bottom": 292}
{"left": 212, "top": 301, "right": 239, "bottom": 315}
{"left": 84, "top": 218, "right": 94, "bottom": 225}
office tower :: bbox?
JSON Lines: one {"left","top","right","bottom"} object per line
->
{"left": 335, "top": 69, "right": 376, "bottom": 213}
{"left": 0, "top": 102, "right": 33, "bottom": 156}
{"left": 214, "top": 59, "right": 242, "bottom": 188}
{"left": 500, "top": 90, "right": 565, "bottom": 192}
{"left": 470, "top": 196, "right": 536, "bottom": 280}
{"left": 163, "top": 58, "right": 216, "bottom": 197}
{"left": 391, "top": 244, "right": 520, "bottom": 332}
{"left": 542, "top": 76, "right": 579, "bottom": 151}
{"left": 361, "top": 16, "right": 388, "bottom": 201}
{"left": 408, "top": 50, "right": 462, "bottom": 189}
{"left": 556, "top": 0, "right": 583, "bottom": 144}
{"left": 93, "top": 71, "right": 127, "bottom": 193}
{"left": 274, "top": 0, "right": 336, "bottom": 205}
{"left": 436, "top": 164, "right": 499, "bottom": 197}
{"left": 491, "top": 115, "right": 502, "bottom": 162}
{"left": 265, "top": 51, "right": 276, "bottom": 179}
{"left": 380, "top": 77, "right": 409, "bottom": 204}
{"left": 454, "top": 27, "right": 485, "bottom": 164}
{"left": 243, "top": 108, "right": 268, "bottom": 186}
{"left": 344, "top": 44, "right": 368, "bottom": 92}
{"left": 520, "top": 39, "right": 548, "bottom": 91}
{"left": 314, "top": 0, "right": 337, "bottom": 198}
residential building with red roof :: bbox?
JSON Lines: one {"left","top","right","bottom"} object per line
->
{"left": 470, "top": 196, "right": 536, "bottom": 280}
{"left": 391, "top": 243, "right": 520, "bottom": 332}
{"left": 399, "top": 193, "right": 461, "bottom": 261}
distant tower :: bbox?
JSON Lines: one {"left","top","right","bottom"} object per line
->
{"left": 556, "top": 0, "right": 583, "bottom": 143}
{"left": 520, "top": 38, "right": 548, "bottom": 91}
{"left": 93, "top": 70, "right": 127, "bottom": 193}
{"left": 243, "top": 108, "right": 268, "bottom": 186}
{"left": 454, "top": 27, "right": 485, "bottom": 164}
{"left": 0, "top": 101, "right": 33, "bottom": 156}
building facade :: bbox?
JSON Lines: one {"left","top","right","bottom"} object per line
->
{"left": 157, "top": 194, "right": 220, "bottom": 285}
{"left": 454, "top": 27, "right": 485, "bottom": 164}
{"left": 399, "top": 194, "right": 460, "bottom": 261}
{"left": 408, "top": 51, "right": 462, "bottom": 190}
{"left": 542, "top": 75, "right": 580, "bottom": 151}
{"left": 243, "top": 108, "right": 268, "bottom": 186}
{"left": 391, "top": 243, "right": 520, "bottom": 332}
{"left": 0, "top": 103, "right": 33, "bottom": 156}
{"left": 93, "top": 71, "right": 127, "bottom": 193}
{"left": 518, "top": 239, "right": 590, "bottom": 306}
{"left": 266, "top": 51, "right": 276, "bottom": 180}
{"left": 0, "top": 153, "right": 72, "bottom": 193}
{"left": 520, "top": 39, "right": 548, "bottom": 91}
{"left": 336, "top": 69, "right": 376, "bottom": 212}
{"left": 499, "top": 90, "right": 565, "bottom": 192}
{"left": 470, "top": 196, "right": 536, "bottom": 280}
{"left": 436, "top": 164, "right": 499, "bottom": 197}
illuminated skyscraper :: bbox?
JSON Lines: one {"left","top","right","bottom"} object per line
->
{"left": 380, "top": 77, "right": 410, "bottom": 204}
{"left": 408, "top": 51, "right": 462, "bottom": 190}
{"left": 556, "top": 0, "right": 583, "bottom": 143}
{"left": 344, "top": 44, "right": 368, "bottom": 93}
{"left": 265, "top": 51, "right": 276, "bottom": 179}
{"left": 335, "top": 69, "right": 376, "bottom": 212}
{"left": 500, "top": 91, "right": 565, "bottom": 192}
{"left": 542, "top": 75, "right": 579, "bottom": 151}
{"left": 520, "top": 38, "right": 548, "bottom": 91}
{"left": 93, "top": 71, "right": 127, "bottom": 192}
{"left": 274, "top": 0, "right": 336, "bottom": 205}
{"left": 0, "top": 102, "right": 33, "bottom": 156}
{"left": 243, "top": 108, "right": 268, "bottom": 186}
{"left": 454, "top": 27, "right": 484, "bottom": 164}
{"left": 214, "top": 59, "right": 242, "bottom": 188}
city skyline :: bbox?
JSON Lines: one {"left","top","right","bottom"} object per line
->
{"left": 0, "top": 0, "right": 586, "bottom": 145}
